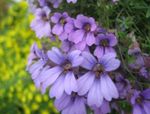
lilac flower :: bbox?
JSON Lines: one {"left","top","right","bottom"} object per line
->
{"left": 64, "top": 18, "right": 90, "bottom": 50}
{"left": 131, "top": 89, "right": 150, "bottom": 114}
{"left": 30, "top": 6, "right": 51, "bottom": 38}
{"left": 94, "top": 33, "right": 117, "bottom": 58}
{"left": 27, "top": 0, "right": 38, "bottom": 13}
{"left": 38, "top": 0, "right": 47, "bottom": 7}
{"left": 27, "top": 43, "right": 48, "bottom": 80}
{"left": 60, "top": 40, "right": 76, "bottom": 52}
{"left": 128, "top": 41, "right": 150, "bottom": 78}
{"left": 139, "top": 67, "right": 150, "bottom": 78}
{"left": 34, "top": 47, "right": 83, "bottom": 99}
{"left": 67, "top": 0, "right": 77, "bottom": 3}
{"left": 115, "top": 73, "right": 131, "bottom": 99}
{"left": 92, "top": 101, "right": 110, "bottom": 114}
{"left": 69, "top": 14, "right": 97, "bottom": 50}
{"left": 78, "top": 52, "right": 120, "bottom": 107}
{"left": 38, "top": 0, "right": 63, "bottom": 8}
{"left": 54, "top": 93, "right": 86, "bottom": 114}
{"left": 51, "top": 12, "right": 70, "bottom": 41}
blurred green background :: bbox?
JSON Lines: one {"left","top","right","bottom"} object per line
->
{"left": 0, "top": 0, "right": 58, "bottom": 114}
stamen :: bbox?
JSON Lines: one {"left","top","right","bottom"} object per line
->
{"left": 100, "top": 39, "right": 109, "bottom": 47}
{"left": 84, "top": 23, "right": 91, "bottom": 32}
{"left": 93, "top": 64, "right": 104, "bottom": 78}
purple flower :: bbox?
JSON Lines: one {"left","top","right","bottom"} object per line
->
{"left": 67, "top": 0, "right": 77, "bottom": 3}
{"left": 27, "top": 43, "right": 48, "bottom": 80}
{"left": 139, "top": 67, "right": 150, "bottom": 78}
{"left": 78, "top": 52, "right": 120, "bottom": 107}
{"left": 128, "top": 42, "right": 150, "bottom": 78}
{"left": 38, "top": 0, "right": 47, "bottom": 7}
{"left": 51, "top": 12, "right": 70, "bottom": 41}
{"left": 94, "top": 33, "right": 117, "bottom": 58}
{"left": 28, "top": 0, "right": 38, "bottom": 13}
{"left": 131, "top": 89, "right": 150, "bottom": 114}
{"left": 69, "top": 14, "right": 97, "bottom": 50}
{"left": 54, "top": 93, "right": 86, "bottom": 114}
{"left": 34, "top": 47, "right": 83, "bottom": 99}
{"left": 115, "top": 73, "right": 131, "bottom": 99}
{"left": 60, "top": 40, "right": 76, "bottom": 52}
{"left": 30, "top": 6, "right": 51, "bottom": 38}
{"left": 92, "top": 100, "right": 110, "bottom": 114}
{"left": 38, "top": 0, "right": 63, "bottom": 8}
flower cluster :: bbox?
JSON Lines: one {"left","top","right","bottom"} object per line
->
{"left": 27, "top": 0, "right": 150, "bottom": 114}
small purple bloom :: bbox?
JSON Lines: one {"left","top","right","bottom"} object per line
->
{"left": 27, "top": 43, "right": 48, "bottom": 80}
{"left": 27, "top": 43, "right": 42, "bottom": 67}
{"left": 128, "top": 42, "right": 150, "bottom": 78}
{"left": 78, "top": 52, "right": 120, "bottom": 107}
{"left": 34, "top": 47, "right": 83, "bottom": 99}
{"left": 54, "top": 93, "right": 86, "bottom": 114}
{"left": 69, "top": 14, "right": 97, "bottom": 50}
{"left": 51, "top": 12, "right": 70, "bottom": 41}
{"left": 30, "top": 6, "right": 51, "bottom": 38}
{"left": 115, "top": 73, "right": 131, "bottom": 99}
{"left": 67, "top": 0, "right": 77, "bottom": 3}
{"left": 60, "top": 40, "right": 76, "bottom": 52}
{"left": 94, "top": 33, "right": 117, "bottom": 58}
{"left": 139, "top": 67, "right": 150, "bottom": 78}
{"left": 38, "top": 0, "right": 47, "bottom": 7}
{"left": 50, "top": 0, "right": 63, "bottom": 8}
{"left": 38, "top": 0, "right": 63, "bottom": 8}
{"left": 131, "top": 89, "right": 150, "bottom": 114}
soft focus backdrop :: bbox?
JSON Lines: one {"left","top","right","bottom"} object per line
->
{"left": 0, "top": 0, "right": 59, "bottom": 114}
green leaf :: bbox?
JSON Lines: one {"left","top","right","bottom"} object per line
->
{"left": 146, "top": 8, "right": 150, "bottom": 18}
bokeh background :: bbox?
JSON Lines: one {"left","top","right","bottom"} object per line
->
{"left": 0, "top": 0, "right": 59, "bottom": 114}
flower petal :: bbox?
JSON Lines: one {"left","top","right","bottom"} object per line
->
{"left": 40, "top": 66, "right": 63, "bottom": 94}
{"left": 78, "top": 72, "right": 95, "bottom": 95}
{"left": 100, "top": 74, "right": 119, "bottom": 101}
{"left": 143, "top": 101, "right": 150, "bottom": 114}
{"left": 100, "top": 52, "right": 116, "bottom": 64}
{"left": 86, "top": 33, "right": 96, "bottom": 46}
{"left": 51, "top": 13, "right": 62, "bottom": 23}
{"left": 94, "top": 46, "right": 104, "bottom": 58}
{"left": 64, "top": 72, "right": 78, "bottom": 95}
{"left": 75, "top": 40, "right": 86, "bottom": 51}
{"left": 104, "top": 58, "right": 120, "bottom": 71}
{"left": 52, "top": 24, "right": 63, "bottom": 35}
{"left": 74, "top": 14, "right": 85, "bottom": 28}
{"left": 50, "top": 75, "right": 65, "bottom": 99}
{"left": 54, "top": 93, "right": 71, "bottom": 111}
{"left": 71, "top": 30, "right": 85, "bottom": 44}
{"left": 81, "top": 51, "right": 97, "bottom": 70}
{"left": 133, "top": 104, "right": 143, "bottom": 114}
{"left": 87, "top": 79, "right": 103, "bottom": 107}
{"left": 142, "top": 88, "right": 150, "bottom": 99}
{"left": 47, "top": 47, "right": 65, "bottom": 64}
{"left": 67, "top": 50, "right": 83, "bottom": 67}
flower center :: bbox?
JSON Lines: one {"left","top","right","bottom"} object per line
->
{"left": 84, "top": 23, "right": 91, "bottom": 32}
{"left": 41, "top": 12, "right": 49, "bottom": 21}
{"left": 71, "top": 92, "right": 77, "bottom": 97}
{"left": 100, "top": 39, "right": 109, "bottom": 47}
{"left": 60, "top": 18, "right": 66, "bottom": 25}
{"left": 63, "top": 61, "right": 72, "bottom": 71}
{"left": 93, "top": 64, "right": 104, "bottom": 78}
{"left": 136, "top": 96, "right": 143, "bottom": 104}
